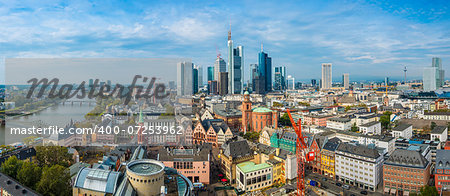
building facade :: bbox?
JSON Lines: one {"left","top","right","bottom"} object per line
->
{"left": 335, "top": 143, "right": 384, "bottom": 192}
{"left": 321, "top": 63, "right": 332, "bottom": 90}
{"left": 236, "top": 161, "right": 273, "bottom": 192}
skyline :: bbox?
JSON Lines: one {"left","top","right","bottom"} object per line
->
{"left": 1, "top": 0, "right": 450, "bottom": 83}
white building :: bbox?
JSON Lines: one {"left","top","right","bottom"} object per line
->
{"left": 327, "top": 117, "right": 351, "bottom": 131}
{"left": 335, "top": 143, "right": 384, "bottom": 192}
{"left": 430, "top": 126, "right": 448, "bottom": 143}
{"left": 423, "top": 112, "right": 450, "bottom": 121}
{"left": 236, "top": 161, "right": 273, "bottom": 192}
{"left": 343, "top": 73, "right": 349, "bottom": 89}
{"left": 423, "top": 67, "right": 437, "bottom": 91}
{"left": 391, "top": 124, "right": 412, "bottom": 139}
{"left": 177, "top": 61, "right": 193, "bottom": 96}
{"left": 321, "top": 63, "right": 332, "bottom": 90}
{"left": 359, "top": 121, "right": 382, "bottom": 135}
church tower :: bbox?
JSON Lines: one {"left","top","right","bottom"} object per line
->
{"left": 241, "top": 91, "right": 252, "bottom": 133}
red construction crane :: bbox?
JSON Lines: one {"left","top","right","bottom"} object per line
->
{"left": 286, "top": 109, "right": 315, "bottom": 196}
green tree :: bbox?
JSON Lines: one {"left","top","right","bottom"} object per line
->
{"left": 273, "top": 102, "right": 284, "bottom": 107}
{"left": 0, "top": 156, "right": 23, "bottom": 179}
{"left": 430, "top": 121, "right": 437, "bottom": 131}
{"left": 418, "top": 185, "right": 438, "bottom": 196}
{"left": 350, "top": 123, "right": 358, "bottom": 132}
{"left": 244, "top": 132, "right": 260, "bottom": 143}
{"left": 35, "top": 146, "right": 72, "bottom": 167}
{"left": 36, "top": 165, "right": 71, "bottom": 196}
{"left": 17, "top": 162, "right": 42, "bottom": 189}
{"left": 279, "top": 113, "right": 292, "bottom": 126}
{"left": 380, "top": 111, "right": 392, "bottom": 129}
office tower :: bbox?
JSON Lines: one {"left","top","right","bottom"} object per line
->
{"left": 295, "top": 82, "right": 302, "bottom": 89}
{"left": 218, "top": 72, "right": 228, "bottom": 96}
{"left": 168, "top": 81, "right": 175, "bottom": 90}
{"left": 89, "top": 79, "right": 93, "bottom": 88}
{"left": 107, "top": 80, "right": 111, "bottom": 87}
{"left": 311, "top": 79, "right": 317, "bottom": 86}
{"left": 287, "top": 75, "right": 295, "bottom": 90}
{"left": 385, "top": 77, "right": 390, "bottom": 85}
{"left": 193, "top": 68, "right": 198, "bottom": 94}
{"left": 208, "top": 80, "right": 218, "bottom": 95}
{"left": 258, "top": 50, "right": 272, "bottom": 92}
{"left": 342, "top": 73, "right": 349, "bottom": 89}
{"left": 321, "top": 63, "right": 332, "bottom": 90}
{"left": 423, "top": 67, "right": 437, "bottom": 92}
{"left": 214, "top": 56, "right": 226, "bottom": 83}
{"left": 432, "top": 57, "right": 445, "bottom": 87}
{"left": 227, "top": 28, "right": 244, "bottom": 94}
{"left": 207, "top": 66, "right": 214, "bottom": 81}
{"left": 274, "top": 66, "right": 286, "bottom": 90}
{"left": 197, "top": 65, "right": 203, "bottom": 89}
{"left": 177, "top": 61, "right": 193, "bottom": 96}
{"left": 249, "top": 64, "right": 258, "bottom": 92}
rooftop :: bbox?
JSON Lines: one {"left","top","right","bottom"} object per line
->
{"left": 127, "top": 159, "right": 164, "bottom": 176}
{"left": 431, "top": 126, "right": 448, "bottom": 134}
{"left": 328, "top": 117, "right": 351, "bottom": 123}
{"left": 392, "top": 124, "right": 412, "bottom": 132}
{"left": 359, "top": 121, "right": 381, "bottom": 127}
{"left": 237, "top": 161, "right": 271, "bottom": 173}
{"left": 337, "top": 142, "right": 380, "bottom": 159}
{"left": 385, "top": 149, "right": 428, "bottom": 168}
{"left": 252, "top": 107, "right": 273, "bottom": 113}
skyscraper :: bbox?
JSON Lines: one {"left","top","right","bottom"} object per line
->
{"left": 432, "top": 57, "right": 445, "bottom": 87}
{"left": 197, "top": 65, "right": 203, "bottom": 89}
{"left": 193, "top": 67, "right": 198, "bottom": 94}
{"left": 274, "top": 66, "right": 286, "bottom": 90}
{"left": 423, "top": 67, "right": 437, "bottom": 92}
{"left": 342, "top": 73, "right": 349, "bottom": 89}
{"left": 321, "top": 63, "right": 332, "bottom": 90}
{"left": 176, "top": 61, "right": 193, "bottom": 96}
{"left": 258, "top": 49, "right": 272, "bottom": 92}
{"left": 249, "top": 64, "right": 258, "bottom": 92}
{"left": 311, "top": 79, "right": 317, "bottom": 87}
{"left": 218, "top": 72, "right": 228, "bottom": 96}
{"left": 214, "top": 56, "right": 226, "bottom": 84}
{"left": 207, "top": 66, "right": 214, "bottom": 81}
{"left": 227, "top": 27, "right": 244, "bottom": 94}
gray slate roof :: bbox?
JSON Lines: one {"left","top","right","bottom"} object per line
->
{"left": 431, "top": 126, "right": 447, "bottom": 134}
{"left": 385, "top": 148, "right": 428, "bottom": 168}
{"left": 222, "top": 138, "right": 253, "bottom": 159}
{"left": 337, "top": 142, "right": 380, "bottom": 159}
{"left": 392, "top": 124, "right": 412, "bottom": 132}
{"left": 436, "top": 150, "right": 450, "bottom": 171}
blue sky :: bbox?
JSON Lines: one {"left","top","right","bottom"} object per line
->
{"left": 1, "top": 0, "right": 449, "bottom": 83}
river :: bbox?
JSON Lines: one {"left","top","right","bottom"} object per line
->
{"left": 1, "top": 101, "right": 95, "bottom": 145}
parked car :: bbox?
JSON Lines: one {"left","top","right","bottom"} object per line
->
{"left": 360, "top": 190, "right": 368, "bottom": 195}
{"left": 321, "top": 185, "right": 328, "bottom": 189}
{"left": 343, "top": 185, "right": 350, "bottom": 190}
{"left": 336, "top": 182, "right": 342, "bottom": 187}
{"left": 322, "top": 177, "right": 327, "bottom": 181}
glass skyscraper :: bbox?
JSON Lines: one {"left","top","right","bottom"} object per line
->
{"left": 423, "top": 67, "right": 437, "bottom": 91}
{"left": 207, "top": 66, "right": 214, "bottom": 81}
{"left": 321, "top": 63, "right": 332, "bottom": 90}
{"left": 432, "top": 57, "right": 445, "bottom": 88}
{"left": 227, "top": 28, "right": 244, "bottom": 94}
{"left": 274, "top": 66, "right": 286, "bottom": 90}
{"left": 258, "top": 51, "right": 272, "bottom": 92}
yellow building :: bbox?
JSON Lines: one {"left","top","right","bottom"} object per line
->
{"left": 320, "top": 138, "right": 341, "bottom": 179}
{"left": 267, "top": 159, "right": 284, "bottom": 184}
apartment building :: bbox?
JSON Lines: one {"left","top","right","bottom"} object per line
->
{"left": 391, "top": 124, "right": 413, "bottom": 139}
{"left": 335, "top": 143, "right": 384, "bottom": 192}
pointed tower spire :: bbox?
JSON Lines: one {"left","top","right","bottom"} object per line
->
{"left": 228, "top": 22, "right": 232, "bottom": 41}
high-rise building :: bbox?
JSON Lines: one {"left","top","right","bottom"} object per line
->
{"left": 321, "top": 63, "right": 332, "bottom": 90}
{"left": 214, "top": 57, "right": 226, "bottom": 84}
{"left": 193, "top": 67, "right": 198, "bottom": 94}
{"left": 432, "top": 57, "right": 445, "bottom": 87}
{"left": 197, "top": 65, "right": 203, "bottom": 89}
{"left": 208, "top": 80, "right": 218, "bottom": 95}
{"left": 311, "top": 79, "right": 317, "bottom": 87}
{"left": 249, "top": 64, "right": 258, "bottom": 92}
{"left": 274, "top": 66, "right": 286, "bottom": 90}
{"left": 342, "top": 73, "right": 349, "bottom": 89}
{"left": 227, "top": 28, "right": 243, "bottom": 94}
{"left": 258, "top": 50, "right": 272, "bottom": 92}
{"left": 218, "top": 72, "right": 228, "bottom": 96}
{"left": 176, "top": 61, "right": 193, "bottom": 96}
{"left": 423, "top": 67, "right": 437, "bottom": 92}
{"left": 207, "top": 66, "right": 214, "bottom": 81}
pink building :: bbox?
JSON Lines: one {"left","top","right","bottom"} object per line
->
{"left": 158, "top": 145, "right": 211, "bottom": 184}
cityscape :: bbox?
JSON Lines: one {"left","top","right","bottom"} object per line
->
{"left": 1, "top": 1, "right": 450, "bottom": 196}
